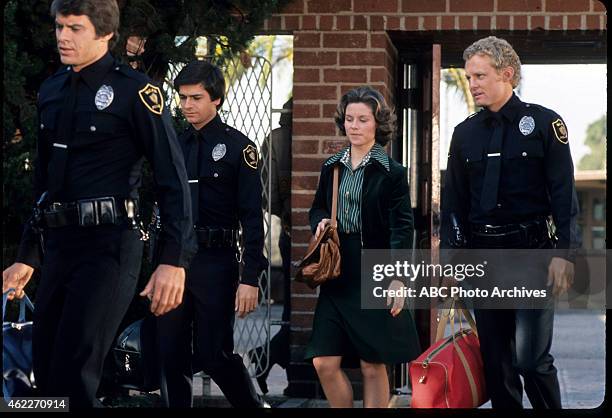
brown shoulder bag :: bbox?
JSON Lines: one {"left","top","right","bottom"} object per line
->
{"left": 294, "top": 166, "right": 341, "bottom": 289}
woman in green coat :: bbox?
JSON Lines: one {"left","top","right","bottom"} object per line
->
{"left": 305, "top": 86, "right": 421, "bottom": 407}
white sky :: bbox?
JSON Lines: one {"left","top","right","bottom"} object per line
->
{"left": 440, "top": 64, "right": 607, "bottom": 170}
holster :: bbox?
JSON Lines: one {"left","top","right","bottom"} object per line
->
{"left": 146, "top": 203, "right": 162, "bottom": 264}
{"left": 448, "top": 213, "right": 468, "bottom": 248}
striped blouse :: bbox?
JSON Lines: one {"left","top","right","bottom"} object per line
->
{"left": 324, "top": 143, "right": 390, "bottom": 233}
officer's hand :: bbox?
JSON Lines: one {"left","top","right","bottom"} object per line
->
{"left": 547, "top": 257, "right": 575, "bottom": 297}
{"left": 3, "top": 263, "right": 35, "bottom": 301}
{"left": 235, "top": 283, "right": 259, "bottom": 318}
{"left": 140, "top": 264, "right": 186, "bottom": 316}
{"left": 314, "top": 218, "right": 331, "bottom": 239}
{"left": 387, "top": 279, "right": 405, "bottom": 317}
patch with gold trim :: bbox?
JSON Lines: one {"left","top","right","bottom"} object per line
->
{"left": 243, "top": 144, "right": 258, "bottom": 169}
{"left": 552, "top": 118, "right": 568, "bottom": 144}
{"left": 138, "top": 83, "right": 164, "bottom": 115}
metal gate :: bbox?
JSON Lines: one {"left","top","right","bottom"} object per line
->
{"left": 163, "top": 54, "right": 273, "bottom": 380}
{"left": 218, "top": 54, "right": 273, "bottom": 378}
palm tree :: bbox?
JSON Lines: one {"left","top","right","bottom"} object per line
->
{"left": 442, "top": 67, "right": 476, "bottom": 114}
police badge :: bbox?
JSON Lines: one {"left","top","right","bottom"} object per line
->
{"left": 518, "top": 116, "right": 535, "bottom": 136}
{"left": 95, "top": 85, "right": 114, "bottom": 110}
{"left": 212, "top": 143, "right": 226, "bottom": 161}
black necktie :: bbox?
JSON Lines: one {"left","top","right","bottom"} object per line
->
{"left": 480, "top": 113, "right": 504, "bottom": 211}
{"left": 186, "top": 130, "right": 201, "bottom": 225}
{"left": 47, "top": 71, "right": 80, "bottom": 199}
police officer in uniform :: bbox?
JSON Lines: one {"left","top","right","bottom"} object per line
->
{"left": 156, "top": 60, "right": 268, "bottom": 408}
{"left": 441, "top": 36, "right": 579, "bottom": 409}
{"left": 2, "top": 0, "right": 196, "bottom": 408}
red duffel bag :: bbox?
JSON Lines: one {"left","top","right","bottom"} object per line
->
{"left": 409, "top": 300, "right": 488, "bottom": 408}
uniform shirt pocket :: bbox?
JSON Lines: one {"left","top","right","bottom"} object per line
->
{"left": 504, "top": 137, "right": 545, "bottom": 160}
{"left": 39, "top": 109, "right": 60, "bottom": 152}
{"left": 462, "top": 146, "right": 486, "bottom": 178}
{"left": 39, "top": 109, "right": 59, "bottom": 134}
{"left": 199, "top": 160, "right": 234, "bottom": 184}
{"left": 75, "top": 111, "right": 122, "bottom": 135}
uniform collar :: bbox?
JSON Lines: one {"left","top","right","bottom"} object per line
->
{"left": 199, "top": 113, "right": 224, "bottom": 135}
{"left": 325, "top": 142, "right": 390, "bottom": 171}
{"left": 190, "top": 114, "right": 225, "bottom": 142}
{"left": 484, "top": 92, "right": 522, "bottom": 123}
{"left": 71, "top": 52, "right": 115, "bottom": 92}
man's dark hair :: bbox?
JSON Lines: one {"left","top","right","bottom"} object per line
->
{"left": 174, "top": 60, "right": 226, "bottom": 108}
{"left": 51, "top": 0, "right": 120, "bottom": 49}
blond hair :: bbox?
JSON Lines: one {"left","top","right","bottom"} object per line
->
{"left": 463, "top": 36, "right": 522, "bottom": 88}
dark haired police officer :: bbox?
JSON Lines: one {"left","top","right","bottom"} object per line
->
{"left": 441, "top": 36, "right": 579, "bottom": 409}
{"left": 155, "top": 60, "right": 268, "bottom": 408}
{"left": 2, "top": 0, "right": 196, "bottom": 408}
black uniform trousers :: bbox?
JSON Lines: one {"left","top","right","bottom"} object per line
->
{"left": 474, "top": 307, "right": 561, "bottom": 409}
{"left": 156, "top": 247, "right": 261, "bottom": 408}
{"left": 32, "top": 225, "right": 143, "bottom": 408}
{"left": 472, "top": 238, "right": 562, "bottom": 409}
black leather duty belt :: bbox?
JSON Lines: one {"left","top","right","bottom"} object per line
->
{"left": 42, "top": 197, "right": 134, "bottom": 228}
{"left": 470, "top": 217, "right": 553, "bottom": 249}
{"left": 195, "top": 227, "right": 239, "bottom": 249}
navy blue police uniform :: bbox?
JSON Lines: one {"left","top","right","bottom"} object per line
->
{"left": 156, "top": 114, "right": 268, "bottom": 408}
{"left": 441, "top": 92, "right": 579, "bottom": 409}
{"left": 15, "top": 52, "right": 196, "bottom": 408}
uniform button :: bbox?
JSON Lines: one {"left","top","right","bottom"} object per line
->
{"left": 67, "top": 66, "right": 71, "bottom": 71}
{"left": 522, "top": 152, "right": 527, "bottom": 157}
{"left": 497, "top": 203, "right": 502, "bottom": 208}
{"left": 213, "top": 173, "right": 219, "bottom": 178}
{"left": 115, "top": 66, "right": 120, "bottom": 70}
{"left": 40, "top": 123, "right": 45, "bottom": 129}
{"left": 525, "top": 104, "right": 530, "bottom": 107}
{"left": 466, "top": 158, "right": 470, "bottom": 162}
{"left": 90, "top": 126, "right": 97, "bottom": 132}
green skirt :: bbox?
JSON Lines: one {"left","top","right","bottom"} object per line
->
{"left": 304, "top": 233, "right": 421, "bottom": 368}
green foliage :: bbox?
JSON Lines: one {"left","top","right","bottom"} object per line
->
{"left": 116, "top": 0, "right": 292, "bottom": 82}
{"left": 578, "top": 114, "right": 607, "bottom": 171}
{"left": 3, "top": 1, "right": 58, "bottom": 267}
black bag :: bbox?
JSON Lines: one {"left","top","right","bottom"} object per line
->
{"left": 3, "top": 291, "right": 35, "bottom": 398}
{"left": 110, "top": 315, "right": 160, "bottom": 392}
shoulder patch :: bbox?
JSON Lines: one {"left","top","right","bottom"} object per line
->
{"left": 243, "top": 144, "right": 258, "bottom": 169}
{"left": 138, "top": 83, "right": 164, "bottom": 115}
{"left": 551, "top": 118, "right": 568, "bottom": 144}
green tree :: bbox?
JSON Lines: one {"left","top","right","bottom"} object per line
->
{"left": 578, "top": 114, "right": 607, "bottom": 171}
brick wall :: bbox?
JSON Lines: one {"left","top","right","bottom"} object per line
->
{"left": 265, "top": 0, "right": 607, "bottom": 397}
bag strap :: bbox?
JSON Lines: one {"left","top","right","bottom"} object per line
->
{"left": 453, "top": 298, "right": 478, "bottom": 337}
{"left": 330, "top": 166, "right": 339, "bottom": 229}
{"left": 3, "top": 288, "right": 35, "bottom": 322}
{"left": 435, "top": 297, "right": 478, "bottom": 341}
